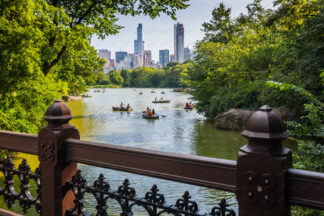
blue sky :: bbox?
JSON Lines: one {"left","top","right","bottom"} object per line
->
{"left": 91, "top": 0, "right": 274, "bottom": 61}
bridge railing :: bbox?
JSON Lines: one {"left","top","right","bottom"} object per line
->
{"left": 0, "top": 99, "right": 323, "bottom": 216}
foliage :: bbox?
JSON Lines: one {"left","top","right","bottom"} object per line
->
{"left": 94, "top": 62, "right": 193, "bottom": 88}
{"left": 267, "top": 81, "right": 324, "bottom": 216}
{"left": 109, "top": 71, "right": 124, "bottom": 86}
{"left": 188, "top": 0, "right": 324, "bottom": 120}
{"left": 0, "top": 0, "right": 190, "bottom": 162}
{"left": 267, "top": 81, "right": 324, "bottom": 171}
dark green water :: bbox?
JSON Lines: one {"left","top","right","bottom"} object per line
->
{"left": 67, "top": 88, "right": 246, "bottom": 215}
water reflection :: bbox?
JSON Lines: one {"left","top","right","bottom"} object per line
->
{"left": 67, "top": 88, "right": 246, "bottom": 215}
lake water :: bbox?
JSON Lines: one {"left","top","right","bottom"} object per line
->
{"left": 67, "top": 88, "right": 247, "bottom": 215}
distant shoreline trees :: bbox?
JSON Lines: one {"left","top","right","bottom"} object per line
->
{"left": 93, "top": 61, "right": 194, "bottom": 88}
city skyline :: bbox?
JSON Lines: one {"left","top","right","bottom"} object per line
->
{"left": 91, "top": 0, "right": 274, "bottom": 61}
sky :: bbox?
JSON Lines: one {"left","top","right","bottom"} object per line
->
{"left": 91, "top": 0, "right": 274, "bottom": 61}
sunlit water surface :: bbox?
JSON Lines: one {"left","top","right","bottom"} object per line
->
{"left": 67, "top": 88, "right": 246, "bottom": 215}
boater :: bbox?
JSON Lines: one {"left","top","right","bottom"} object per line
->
{"left": 127, "top": 104, "right": 130, "bottom": 109}
{"left": 120, "top": 102, "right": 124, "bottom": 108}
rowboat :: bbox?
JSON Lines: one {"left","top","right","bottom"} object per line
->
{"left": 143, "top": 114, "right": 159, "bottom": 119}
{"left": 81, "top": 95, "right": 92, "bottom": 98}
{"left": 184, "top": 106, "right": 194, "bottom": 110}
{"left": 152, "top": 100, "right": 170, "bottom": 103}
{"left": 112, "top": 107, "right": 133, "bottom": 112}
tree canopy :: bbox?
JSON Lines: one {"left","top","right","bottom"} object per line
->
{"left": 0, "top": 0, "right": 189, "bottom": 133}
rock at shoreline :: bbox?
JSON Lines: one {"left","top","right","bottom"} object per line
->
{"left": 213, "top": 109, "right": 255, "bottom": 131}
{"left": 62, "top": 95, "right": 82, "bottom": 102}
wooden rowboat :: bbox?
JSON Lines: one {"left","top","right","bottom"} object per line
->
{"left": 112, "top": 107, "right": 133, "bottom": 112}
{"left": 152, "top": 100, "right": 170, "bottom": 103}
{"left": 143, "top": 114, "right": 159, "bottom": 119}
{"left": 81, "top": 95, "right": 92, "bottom": 98}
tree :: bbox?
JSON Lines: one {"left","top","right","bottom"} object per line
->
{"left": 0, "top": 0, "right": 190, "bottom": 135}
{"left": 109, "top": 71, "right": 124, "bottom": 86}
{"left": 201, "top": 3, "right": 236, "bottom": 43}
{"left": 121, "top": 69, "right": 132, "bottom": 87}
{"left": 40, "top": 0, "right": 189, "bottom": 76}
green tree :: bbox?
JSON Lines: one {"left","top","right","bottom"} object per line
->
{"left": 40, "top": 0, "right": 190, "bottom": 76}
{"left": 109, "top": 71, "right": 124, "bottom": 86}
{"left": 201, "top": 3, "right": 236, "bottom": 43}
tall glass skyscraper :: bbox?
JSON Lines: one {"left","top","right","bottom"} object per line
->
{"left": 174, "top": 23, "right": 184, "bottom": 63}
{"left": 134, "top": 24, "right": 144, "bottom": 66}
{"left": 159, "top": 49, "right": 169, "bottom": 67}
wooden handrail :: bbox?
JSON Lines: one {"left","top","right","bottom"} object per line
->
{"left": 288, "top": 168, "right": 324, "bottom": 209}
{"left": 0, "top": 130, "right": 38, "bottom": 155}
{"left": 65, "top": 138, "right": 237, "bottom": 192}
{"left": 1, "top": 130, "right": 324, "bottom": 210}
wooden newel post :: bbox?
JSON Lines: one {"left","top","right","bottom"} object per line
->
{"left": 38, "top": 99, "right": 80, "bottom": 216}
{"left": 236, "top": 105, "right": 292, "bottom": 216}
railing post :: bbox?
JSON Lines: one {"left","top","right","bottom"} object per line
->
{"left": 38, "top": 99, "right": 80, "bottom": 216}
{"left": 236, "top": 105, "right": 292, "bottom": 215}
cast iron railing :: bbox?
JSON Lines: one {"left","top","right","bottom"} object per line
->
{"left": 0, "top": 99, "right": 323, "bottom": 216}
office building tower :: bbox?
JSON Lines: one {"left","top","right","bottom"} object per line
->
{"left": 159, "top": 49, "right": 170, "bottom": 67}
{"left": 174, "top": 23, "right": 184, "bottom": 63}
{"left": 98, "top": 49, "right": 111, "bottom": 60}
{"left": 184, "top": 48, "right": 191, "bottom": 61}
{"left": 115, "top": 55, "right": 132, "bottom": 70}
{"left": 134, "top": 23, "right": 144, "bottom": 65}
{"left": 133, "top": 54, "right": 142, "bottom": 69}
{"left": 170, "top": 54, "right": 175, "bottom": 62}
{"left": 115, "top": 51, "right": 128, "bottom": 63}
{"left": 144, "top": 50, "right": 152, "bottom": 67}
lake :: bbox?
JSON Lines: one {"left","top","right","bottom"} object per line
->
{"left": 67, "top": 88, "right": 246, "bottom": 215}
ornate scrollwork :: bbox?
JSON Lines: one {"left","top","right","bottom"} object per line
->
{"left": 118, "top": 179, "right": 136, "bottom": 197}
{"left": 0, "top": 156, "right": 42, "bottom": 214}
{"left": 65, "top": 170, "right": 236, "bottom": 216}
{"left": 246, "top": 171, "right": 276, "bottom": 206}
{"left": 145, "top": 184, "right": 165, "bottom": 205}
{"left": 211, "top": 199, "right": 236, "bottom": 216}
{"left": 39, "top": 140, "right": 55, "bottom": 162}
{"left": 175, "top": 191, "right": 198, "bottom": 213}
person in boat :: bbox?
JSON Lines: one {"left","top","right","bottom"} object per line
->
{"left": 160, "top": 97, "right": 163, "bottom": 101}
{"left": 146, "top": 107, "right": 150, "bottom": 115}
{"left": 148, "top": 109, "right": 153, "bottom": 117}
{"left": 155, "top": 97, "right": 157, "bottom": 101}
{"left": 152, "top": 109, "right": 155, "bottom": 115}
{"left": 189, "top": 101, "right": 193, "bottom": 107}
{"left": 120, "top": 102, "right": 124, "bottom": 108}
{"left": 186, "top": 103, "right": 189, "bottom": 108}
{"left": 127, "top": 104, "right": 130, "bottom": 109}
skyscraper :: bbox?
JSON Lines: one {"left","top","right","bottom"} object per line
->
{"left": 159, "top": 49, "right": 169, "bottom": 67}
{"left": 115, "top": 51, "right": 128, "bottom": 63}
{"left": 170, "top": 54, "right": 175, "bottom": 62}
{"left": 144, "top": 50, "right": 152, "bottom": 67}
{"left": 134, "top": 23, "right": 144, "bottom": 66}
{"left": 184, "top": 48, "right": 191, "bottom": 61}
{"left": 174, "top": 23, "right": 184, "bottom": 63}
{"left": 98, "top": 49, "right": 111, "bottom": 59}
